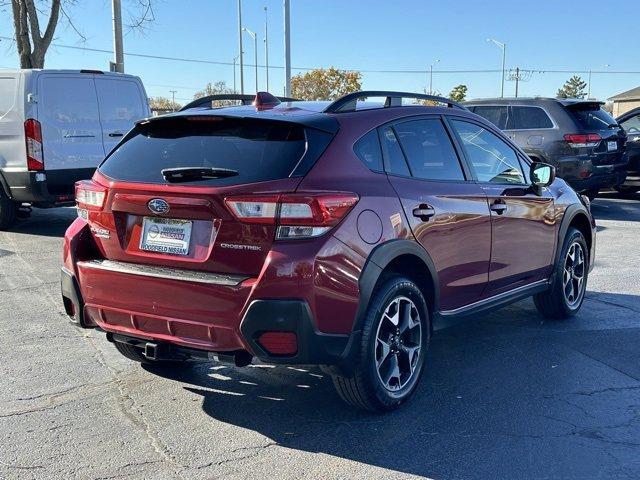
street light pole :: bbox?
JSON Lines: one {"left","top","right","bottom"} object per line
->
{"left": 237, "top": 0, "right": 244, "bottom": 94}
{"left": 429, "top": 59, "right": 440, "bottom": 95}
{"left": 588, "top": 64, "right": 611, "bottom": 99}
{"left": 233, "top": 55, "right": 240, "bottom": 93}
{"left": 264, "top": 6, "right": 269, "bottom": 92}
{"left": 243, "top": 28, "right": 258, "bottom": 93}
{"left": 111, "top": 0, "right": 124, "bottom": 73}
{"left": 169, "top": 90, "right": 177, "bottom": 112}
{"left": 284, "top": 0, "right": 291, "bottom": 96}
{"left": 487, "top": 38, "right": 506, "bottom": 97}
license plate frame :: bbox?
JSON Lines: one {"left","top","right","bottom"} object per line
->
{"left": 607, "top": 141, "right": 617, "bottom": 152}
{"left": 140, "top": 217, "right": 193, "bottom": 256}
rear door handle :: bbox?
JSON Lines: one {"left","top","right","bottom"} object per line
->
{"left": 412, "top": 205, "right": 436, "bottom": 221}
{"left": 490, "top": 200, "right": 508, "bottom": 215}
{"left": 108, "top": 132, "right": 124, "bottom": 137}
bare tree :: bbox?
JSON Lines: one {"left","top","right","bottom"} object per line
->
{"left": 11, "top": 0, "right": 61, "bottom": 68}
{"left": 8, "top": 0, "right": 156, "bottom": 69}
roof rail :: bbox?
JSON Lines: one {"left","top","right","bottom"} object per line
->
{"left": 180, "top": 94, "right": 298, "bottom": 111}
{"left": 323, "top": 90, "right": 466, "bottom": 113}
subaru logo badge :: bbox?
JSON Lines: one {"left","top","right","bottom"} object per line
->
{"left": 148, "top": 198, "right": 170, "bottom": 215}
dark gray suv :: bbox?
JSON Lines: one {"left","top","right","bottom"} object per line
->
{"left": 465, "top": 98, "right": 628, "bottom": 199}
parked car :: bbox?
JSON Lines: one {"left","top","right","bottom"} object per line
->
{"left": 0, "top": 69, "right": 150, "bottom": 229}
{"left": 465, "top": 97, "right": 628, "bottom": 199}
{"left": 615, "top": 107, "right": 640, "bottom": 194}
{"left": 61, "top": 91, "right": 595, "bottom": 412}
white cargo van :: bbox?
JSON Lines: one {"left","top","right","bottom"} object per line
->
{"left": 0, "top": 69, "right": 150, "bottom": 228}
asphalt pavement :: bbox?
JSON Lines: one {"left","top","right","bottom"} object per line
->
{"left": 1, "top": 192, "right": 639, "bottom": 480}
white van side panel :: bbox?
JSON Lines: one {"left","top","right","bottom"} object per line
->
{"left": 0, "top": 72, "right": 26, "bottom": 172}
{"left": 37, "top": 74, "right": 105, "bottom": 171}
{"left": 95, "top": 76, "right": 148, "bottom": 155}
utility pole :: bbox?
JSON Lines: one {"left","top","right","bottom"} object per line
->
{"left": 429, "top": 59, "right": 440, "bottom": 95}
{"left": 111, "top": 0, "right": 124, "bottom": 73}
{"left": 283, "top": 0, "right": 291, "bottom": 96}
{"left": 170, "top": 90, "right": 177, "bottom": 111}
{"left": 243, "top": 28, "right": 258, "bottom": 93}
{"left": 237, "top": 0, "right": 244, "bottom": 94}
{"left": 264, "top": 6, "right": 269, "bottom": 92}
{"left": 514, "top": 67, "right": 520, "bottom": 98}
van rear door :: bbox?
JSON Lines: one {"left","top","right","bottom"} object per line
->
{"left": 95, "top": 76, "right": 148, "bottom": 155}
{"left": 37, "top": 73, "right": 104, "bottom": 175}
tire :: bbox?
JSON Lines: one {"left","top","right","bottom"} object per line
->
{"left": 534, "top": 227, "right": 588, "bottom": 319}
{"left": 0, "top": 189, "right": 17, "bottom": 230}
{"left": 615, "top": 185, "right": 640, "bottom": 195}
{"left": 113, "top": 341, "right": 187, "bottom": 368}
{"left": 331, "top": 276, "right": 430, "bottom": 412}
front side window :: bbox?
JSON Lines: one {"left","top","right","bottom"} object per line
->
{"left": 471, "top": 106, "right": 509, "bottom": 129}
{"left": 450, "top": 119, "right": 525, "bottom": 184}
{"left": 511, "top": 106, "right": 554, "bottom": 129}
{"left": 393, "top": 119, "right": 465, "bottom": 181}
{"left": 620, "top": 114, "right": 640, "bottom": 134}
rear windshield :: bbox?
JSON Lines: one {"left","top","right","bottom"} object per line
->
{"left": 566, "top": 104, "right": 618, "bottom": 131}
{"left": 99, "top": 116, "right": 324, "bottom": 185}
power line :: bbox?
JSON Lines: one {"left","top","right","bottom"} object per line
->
{"left": 2, "top": 36, "right": 640, "bottom": 75}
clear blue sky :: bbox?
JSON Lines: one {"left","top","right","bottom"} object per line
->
{"left": 1, "top": 0, "right": 639, "bottom": 104}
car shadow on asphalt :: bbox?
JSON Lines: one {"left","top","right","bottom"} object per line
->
{"left": 145, "top": 292, "right": 640, "bottom": 479}
{"left": 6, "top": 207, "right": 77, "bottom": 238}
{"left": 591, "top": 192, "right": 640, "bottom": 222}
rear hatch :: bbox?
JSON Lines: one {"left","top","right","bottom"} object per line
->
{"left": 564, "top": 102, "right": 627, "bottom": 166}
{"left": 82, "top": 114, "right": 333, "bottom": 278}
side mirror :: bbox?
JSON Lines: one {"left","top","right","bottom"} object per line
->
{"left": 530, "top": 162, "right": 555, "bottom": 194}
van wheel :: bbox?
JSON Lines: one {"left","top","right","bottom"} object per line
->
{"left": 534, "top": 228, "right": 588, "bottom": 319}
{"left": 113, "top": 341, "right": 187, "bottom": 368}
{"left": 331, "top": 277, "right": 430, "bottom": 412}
{"left": 0, "top": 190, "right": 17, "bottom": 230}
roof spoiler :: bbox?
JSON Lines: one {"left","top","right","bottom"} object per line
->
{"left": 323, "top": 90, "right": 467, "bottom": 113}
{"left": 180, "top": 93, "right": 298, "bottom": 111}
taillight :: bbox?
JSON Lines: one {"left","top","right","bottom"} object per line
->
{"left": 75, "top": 180, "right": 107, "bottom": 211}
{"left": 564, "top": 133, "right": 601, "bottom": 148}
{"left": 24, "top": 119, "right": 44, "bottom": 171}
{"left": 225, "top": 192, "right": 359, "bottom": 240}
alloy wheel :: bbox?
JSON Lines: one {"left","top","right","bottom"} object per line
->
{"left": 375, "top": 296, "right": 422, "bottom": 392}
{"left": 563, "top": 241, "right": 586, "bottom": 307}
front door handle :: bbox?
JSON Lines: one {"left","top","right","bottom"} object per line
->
{"left": 412, "top": 204, "right": 436, "bottom": 221}
{"left": 490, "top": 200, "right": 508, "bottom": 215}
{"left": 108, "top": 132, "right": 124, "bottom": 137}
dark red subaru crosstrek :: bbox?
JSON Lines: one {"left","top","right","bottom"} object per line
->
{"left": 62, "top": 91, "right": 595, "bottom": 411}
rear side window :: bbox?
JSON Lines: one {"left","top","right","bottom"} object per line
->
{"left": 380, "top": 126, "right": 410, "bottom": 176}
{"left": 451, "top": 119, "right": 525, "bottom": 184}
{"left": 566, "top": 104, "right": 617, "bottom": 130}
{"left": 99, "top": 116, "right": 328, "bottom": 185}
{"left": 511, "top": 106, "right": 553, "bottom": 129}
{"left": 0, "top": 77, "right": 16, "bottom": 117}
{"left": 471, "top": 106, "right": 509, "bottom": 129}
{"left": 353, "top": 130, "right": 383, "bottom": 171}
{"left": 394, "top": 119, "right": 465, "bottom": 181}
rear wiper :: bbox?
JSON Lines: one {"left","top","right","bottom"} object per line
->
{"left": 161, "top": 167, "right": 239, "bottom": 183}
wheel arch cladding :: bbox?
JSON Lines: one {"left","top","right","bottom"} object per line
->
{"left": 356, "top": 239, "right": 439, "bottom": 332}
{"left": 555, "top": 204, "right": 594, "bottom": 285}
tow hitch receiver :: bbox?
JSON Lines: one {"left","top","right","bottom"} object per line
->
{"left": 144, "top": 342, "right": 159, "bottom": 360}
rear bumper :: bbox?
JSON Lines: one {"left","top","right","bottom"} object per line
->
{"left": 553, "top": 154, "right": 627, "bottom": 192}
{"left": 61, "top": 266, "right": 358, "bottom": 366}
{"left": 567, "top": 168, "right": 627, "bottom": 192}
{"left": 60, "top": 219, "right": 363, "bottom": 366}
{"left": 1, "top": 168, "right": 94, "bottom": 206}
